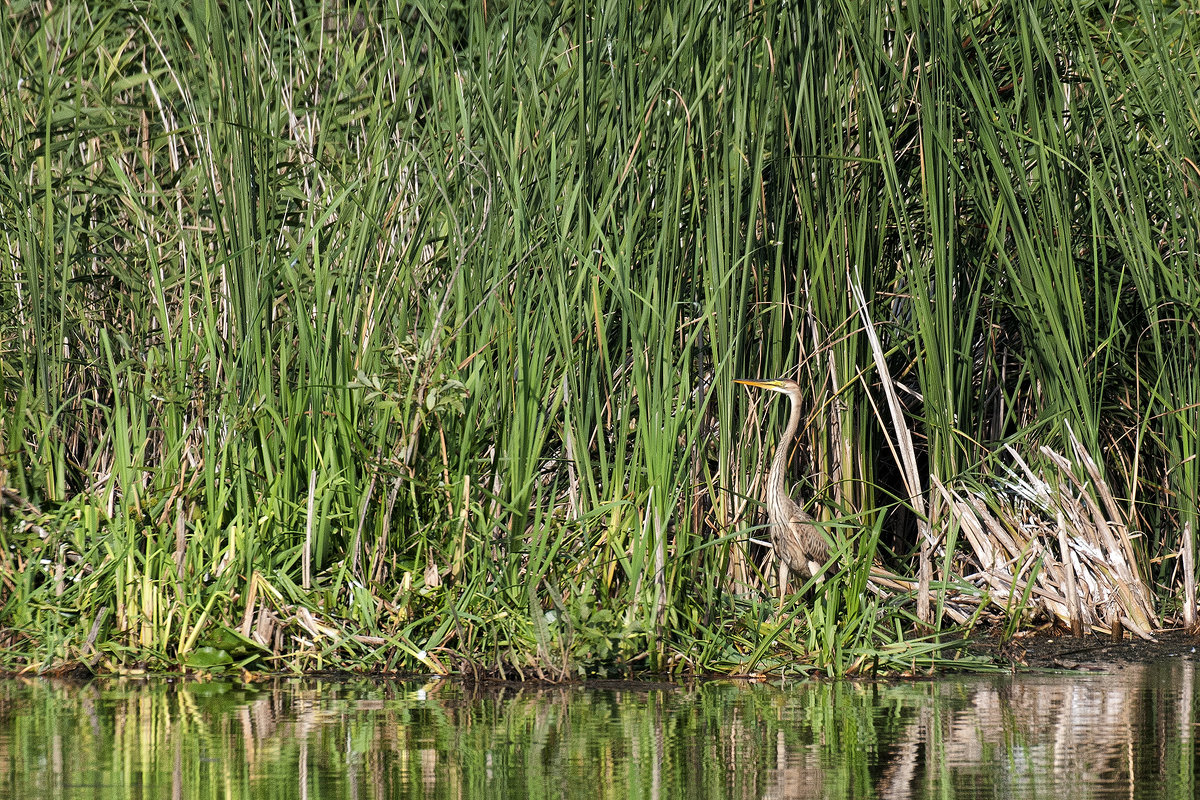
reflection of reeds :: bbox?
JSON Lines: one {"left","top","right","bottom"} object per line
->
{"left": 877, "top": 662, "right": 1197, "bottom": 799}
{"left": 1, "top": 670, "right": 1196, "bottom": 799}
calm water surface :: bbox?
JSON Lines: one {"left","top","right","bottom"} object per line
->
{"left": 2, "top": 659, "right": 1198, "bottom": 799}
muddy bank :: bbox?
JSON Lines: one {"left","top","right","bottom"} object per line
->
{"left": 968, "top": 627, "right": 1200, "bottom": 671}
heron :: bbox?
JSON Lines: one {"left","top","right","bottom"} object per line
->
{"left": 734, "top": 378, "right": 831, "bottom": 592}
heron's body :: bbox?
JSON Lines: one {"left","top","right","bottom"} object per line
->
{"left": 735, "top": 378, "right": 830, "bottom": 584}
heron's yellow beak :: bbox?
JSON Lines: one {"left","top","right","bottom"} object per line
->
{"left": 734, "top": 378, "right": 785, "bottom": 391}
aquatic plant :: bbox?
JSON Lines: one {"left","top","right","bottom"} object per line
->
{"left": 1, "top": 0, "right": 1197, "bottom": 676}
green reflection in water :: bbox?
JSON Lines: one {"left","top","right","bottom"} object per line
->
{"left": 1, "top": 660, "right": 1197, "bottom": 799}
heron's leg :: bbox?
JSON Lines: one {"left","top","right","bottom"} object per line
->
{"left": 777, "top": 560, "right": 789, "bottom": 603}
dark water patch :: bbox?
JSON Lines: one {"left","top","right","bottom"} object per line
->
{"left": 2, "top": 660, "right": 1197, "bottom": 799}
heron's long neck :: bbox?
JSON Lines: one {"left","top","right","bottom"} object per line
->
{"left": 767, "top": 393, "right": 803, "bottom": 508}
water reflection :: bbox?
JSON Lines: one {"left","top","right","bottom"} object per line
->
{"left": 0, "top": 660, "right": 1196, "bottom": 799}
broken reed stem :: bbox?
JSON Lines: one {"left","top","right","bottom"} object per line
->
{"left": 850, "top": 275, "right": 933, "bottom": 624}
{"left": 1184, "top": 519, "right": 1196, "bottom": 631}
{"left": 1040, "top": 443, "right": 1157, "bottom": 633}
{"left": 240, "top": 572, "right": 259, "bottom": 638}
{"left": 174, "top": 497, "right": 187, "bottom": 582}
{"left": 1055, "top": 508, "right": 1084, "bottom": 636}
{"left": 938, "top": 440, "right": 1159, "bottom": 639}
{"left": 304, "top": 468, "right": 316, "bottom": 591}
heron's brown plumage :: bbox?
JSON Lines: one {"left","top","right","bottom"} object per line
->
{"left": 735, "top": 378, "right": 829, "bottom": 579}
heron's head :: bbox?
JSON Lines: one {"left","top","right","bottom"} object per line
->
{"left": 734, "top": 378, "right": 802, "bottom": 398}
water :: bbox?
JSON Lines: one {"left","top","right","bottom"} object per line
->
{"left": 1, "top": 660, "right": 1197, "bottom": 799}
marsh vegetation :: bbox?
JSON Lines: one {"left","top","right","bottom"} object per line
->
{"left": 2, "top": 0, "right": 1198, "bottom": 676}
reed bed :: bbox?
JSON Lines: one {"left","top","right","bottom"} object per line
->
{"left": 1, "top": 0, "right": 1198, "bottom": 677}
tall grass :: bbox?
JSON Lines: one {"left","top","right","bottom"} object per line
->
{"left": 1, "top": 0, "right": 1198, "bottom": 676}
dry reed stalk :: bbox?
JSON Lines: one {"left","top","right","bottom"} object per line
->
{"left": 935, "top": 479, "right": 1075, "bottom": 623}
{"left": 1184, "top": 520, "right": 1197, "bottom": 631}
{"left": 240, "top": 573, "right": 259, "bottom": 638}
{"left": 304, "top": 468, "right": 316, "bottom": 590}
{"left": 1039, "top": 438, "right": 1156, "bottom": 635}
{"left": 850, "top": 277, "right": 932, "bottom": 624}
{"left": 174, "top": 497, "right": 187, "bottom": 582}
{"left": 936, "top": 441, "right": 1158, "bottom": 638}
{"left": 865, "top": 563, "right": 973, "bottom": 625}
{"left": 1054, "top": 509, "right": 1084, "bottom": 636}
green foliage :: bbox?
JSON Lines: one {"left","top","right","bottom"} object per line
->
{"left": 1, "top": 0, "right": 1198, "bottom": 675}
